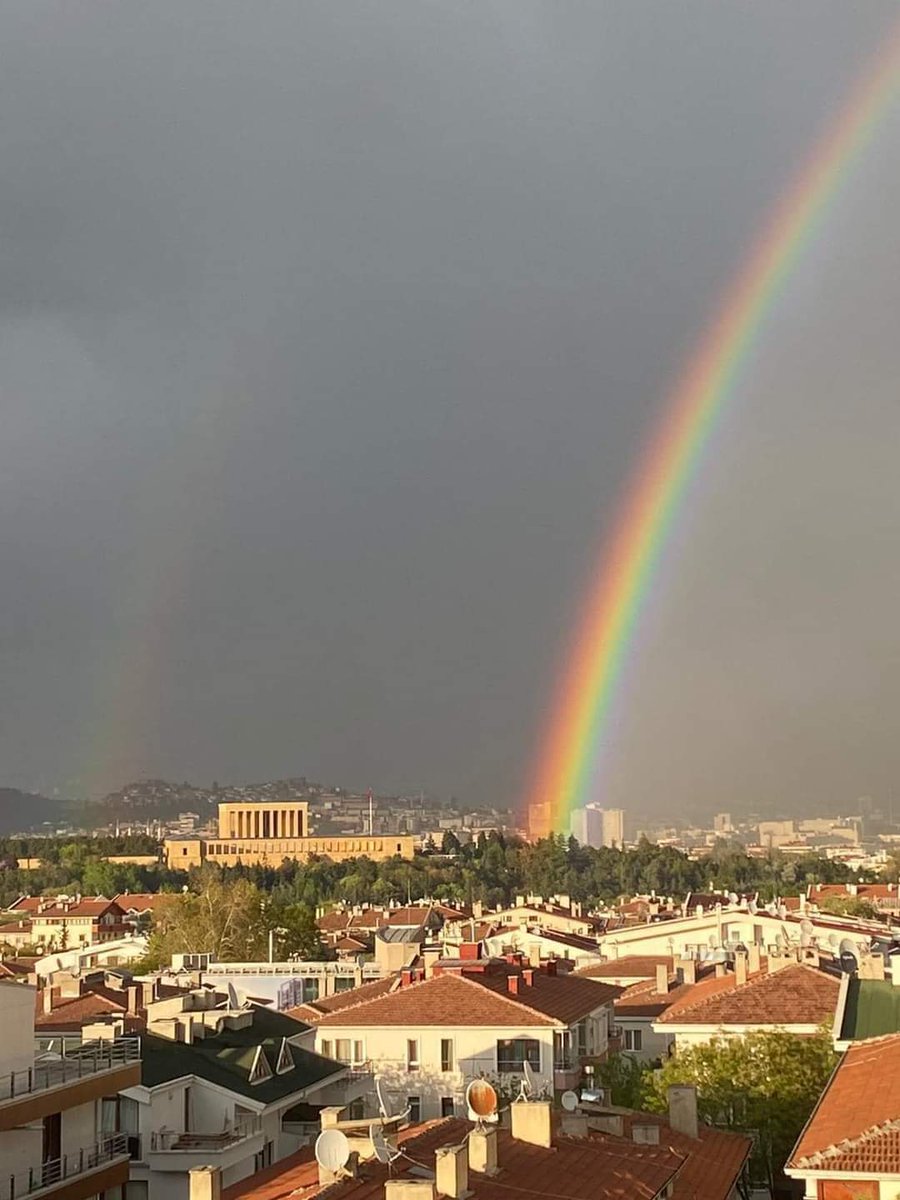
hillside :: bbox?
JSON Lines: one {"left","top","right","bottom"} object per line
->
{"left": 0, "top": 789, "right": 70, "bottom": 834}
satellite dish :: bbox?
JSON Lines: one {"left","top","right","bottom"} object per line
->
{"left": 226, "top": 982, "right": 241, "bottom": 1010}
{"left": 561, "top": 1090, "right": 579, "bottom": 1112}
{"left": 748, "top": 899, "right": 758, "bottom": 915}
{"left": 728, "top": 893, "right": 738, "bottom": 905}
{"left": 514, "top": 1058, "right": 537, "bottom": 1102}
{"left": 839, "top": 938, "right": 860, "bottom": 974}
{"left": 315, "top": 1129, "right": 351, "bottom": 1174}
{"left": 800, "top": 919, "right": 814, "bottom": 949}
{"left": 466, "top": 1079, "right": 498, "bottom": 1124}
{"left": 375, "top": 1078, "right": 411, "bottom": 1125}
{"left": 369, "top": 1124, "right": 395, "bottom": 1165}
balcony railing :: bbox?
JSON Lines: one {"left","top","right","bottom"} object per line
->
{"left": 149, "top": 1116, "right": 262, "bottom": 1153}
{"left": 2, "top": 1134, "right": 128, "bottom": 1200}
{"left": 0, "top": 1040, "right": 141, "bottom": 1102}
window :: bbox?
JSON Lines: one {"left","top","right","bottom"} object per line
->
{"left": 354, "top": 1040, "right": 365, "bottom": 1065}
{"left": 407, "top": 1096, "right": 421, "bottom": 1123}
{"left": 320, "top": 1040, "right": 332, "bottom": 1059}
{"left": 335, "top": 1039, "right": 352, "bottom": 1064}
{"left": 624, "top": 1029, "right": 643, "bottom": 1052}
{"left": 441, "top": 1097, "right": 455, "bottom": 1118}
{"left": 496, "top": 1038, "right": 540, "bottom": 1074}
{"left": 440, "top": 1038, "right": 454, "bottom": 1073}
{"left": 406, "top": 1039, "right": 420, "bottom": 1072}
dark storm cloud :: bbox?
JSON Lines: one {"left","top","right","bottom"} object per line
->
{"left": 0, "top": 0, "right": 897, "bottom": 815}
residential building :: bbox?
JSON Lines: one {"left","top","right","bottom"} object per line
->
{"left": 5, "top": 897, "right": 130, "bottom": 951}
{"left": 35, "top": 982, "right": 371, "bottom": 1200}
{"left": 653, "top": 950, "right": 841, "bottom": 1050}
{"left": 0, "top": 979, "right": 140, "bottom": 1200}
{"left": 786, "top": 1033, "right": 900, "bottom": 1198}
{"left": 601, "top": 808, "right": 625, "bottom": 848}
{"left": 808, "top": 881, "right": 900, "bottom": 917}
{"left": 221, "top": 1087, "right": 750, "bottom": 1200}
{"left": 309, "top": 954, "right": 620, "bottom": 1119}
{"left": 164, "top": 800, "right": 415, "bottom": 868}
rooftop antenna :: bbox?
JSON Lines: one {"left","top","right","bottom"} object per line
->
{"left": 315, "top": 1129, "right": 351, "bottom": 1177}
{"left": 465, "top": 1079, "right": 499, "bottom": 1129}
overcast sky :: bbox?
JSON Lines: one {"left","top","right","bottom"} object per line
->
{"left": 2, "top": 1, "right": 899, "bottom": 818}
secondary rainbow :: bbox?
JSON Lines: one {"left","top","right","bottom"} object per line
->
{"left": 528, "top": 23, "right": 900, "bottom": 839}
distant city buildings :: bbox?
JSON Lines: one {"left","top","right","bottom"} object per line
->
{"left": 570, "top": 805, "right": 625, "bottom": 849}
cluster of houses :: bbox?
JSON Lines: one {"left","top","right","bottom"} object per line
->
{"left": 4, "top": 883, "right": 900, "bottom": 1198}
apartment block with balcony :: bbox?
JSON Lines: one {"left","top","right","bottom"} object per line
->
{"left": 0, "top": 980, "right": 141, "bottom": 1200}
{"left": 309, "top": 953, "right": 620, "bottom": 1119}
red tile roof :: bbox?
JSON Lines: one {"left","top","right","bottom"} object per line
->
{"left": 113, "top": 893, "right": 175, "bottom": 912}
{"left": 789, "top": 1033, "right": 900, "bottom": 1172}
{"left": 576, "top": 956, "right": 672, "bottom": 981}
{"left": 223, "top": 1111, "right": 749, "bottom": 1200}
{"left": 314, "top": 968, "right": 618, "bottom": 1029}
{"left": 657, "top": 963, "right": 839, "bottom": 1028}
{"left": 285, "top": 975, "right": 401, "bottom": 1023}
{"left": 810, "top": 884, "right": 898, "bottom": 901}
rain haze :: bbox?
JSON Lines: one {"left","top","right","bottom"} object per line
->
{"left": 2, "top": 1, "right": 899, "bottom": 819}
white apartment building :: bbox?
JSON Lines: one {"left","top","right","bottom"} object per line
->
{"left": 0, "top": 979, "right": 140, "bottom": 1200}
{"left": 310, "top": 960, "right": 619, "bottom": 1121}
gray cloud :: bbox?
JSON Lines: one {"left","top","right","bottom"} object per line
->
{"left": 0, "top": 0, "right": 896, "bottom": 817}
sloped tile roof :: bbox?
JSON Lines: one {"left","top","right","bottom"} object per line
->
{"left": 789, "top": 1033, "right": 900, "bottom": 1172}
{"left": 657, "top": 963, "right": 839, "bottom": 1027}
{"left": 285, "top": 975, "right": 400, "bottom": 1023}
{"left": 314, "top": 969, "right": 618, "bottom": 1029}
{"left": 576, "top": 956, "right": 672, "bottom": 980}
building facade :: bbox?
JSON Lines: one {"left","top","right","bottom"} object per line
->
{"left": 164, "top": 800, "right": 415, "bottom": 868}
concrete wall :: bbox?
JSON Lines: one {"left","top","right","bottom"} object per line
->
{"left": 0, "top": 982, "right": 37, "bottom": 1078}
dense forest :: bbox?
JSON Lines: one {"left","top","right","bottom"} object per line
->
{"left": 0, "top": 830, "right": 874, "bottom": 913}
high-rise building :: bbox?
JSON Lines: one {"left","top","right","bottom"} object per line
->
{"left": 601, "top": 807, "right": 625, "bottom": 848}
{"left": 571, "top": 805, "right": 623, "bottom": 849}
{"left": 714, "top": 812, "right": 733, "bottom": 834}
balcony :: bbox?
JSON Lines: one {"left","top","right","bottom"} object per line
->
{"left": 145, "top": 1117, "right": 264, "bottom": 1173}
{"left": 2, "top": 1133, "right": 130, "bottom": 1200}
{"left": 0, "top": 1040, "right": 141, "bottom": 1132}
{"left": 309, "top": 1063, "right": 373, "bottom": 1108}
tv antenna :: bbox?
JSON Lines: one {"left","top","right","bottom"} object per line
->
{"left": 315, "top": 1129, "right": 351, "bottom": 1177}
{"left": 465, "top": 1079, "right": 499, "bottom": 1129}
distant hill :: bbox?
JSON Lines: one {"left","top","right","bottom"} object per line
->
{"left": 0, "top": 789, "right": 71, "bottom": 835}
{"left": 87, "top": 777, "right": 316, "bottom": 822}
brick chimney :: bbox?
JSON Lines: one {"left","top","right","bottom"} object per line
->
{"left": 468, "top": 1127, "right": 498, "bottom": 1174}
{"left": 507, "top": 976, "right": 520, "bottom": 995}
{"left": 668, "top": 1085, "right": 699, "bottom": 1140}
{"left": 655, "top": 964, "right": 670, "bottom": 995}
{"left": 522, "top": 969, "right": 534, "bottom": 987}
{"left": 677, "top": 957, "right": 696, "bottom": 985}
{"left": 189, "top": 1166, "right": 222, "bottom": 1200}
{"left": 734, "top": 950, "right": 748, "bottom": 988}
{"left": 544, "top": 959, "right": 557, "bottom": 977}
{"left": 510, "top": 1100, "right": 552, "bottom": 1149}
{"left": 435, "top": 1144, "right": 468, "bottom": 1198}
{"left": 385, "top": 1183, "right": 434, "bottom": 1200}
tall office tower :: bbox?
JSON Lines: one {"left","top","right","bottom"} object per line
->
{"left": 601, "top": 807, "right": 625, "bottom": 848}
{"left": 571, "top": 804, "right": 604, "bottom": 848}
{"left": 714, "top": 812, "right": 733, "bottom": 834}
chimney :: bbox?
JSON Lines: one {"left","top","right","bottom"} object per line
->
{"left": 510, "top": 1100, "right": 552, "bottom": 1149}
{"left": 472, "top": 901, "right": 483, "bottom": 920}
{"left": 127, "top": 986, "right": 140, "bottom": 1015}
{"left": 734, "top": 951, "right": 748, "bottom": 988}
{"left": 528, "top": 944, "right": 541, "bottom": 968}
{"left": 860, "top": 953, "right": 885, "bottom": 981}
{"left": 545, "top": 959, "right": 557, "bottom": 977}
{"left": 189, "top": 1166, "right": 222, "bottom": 1200}
{"left": 522, "top": 969, "right": 534, "bottom": 987}
{"left": 747, "top": 944, "right": 761, "bottom": 974}
{"left": 677, "top": 957, "right": 696, "bottom": 985}
{"left": 655, "top": 964, "right": 670, "bottom": 995}
{"left": 41, "top": 986, "right": 53, "bottom": 1015}
{"left": 507, "top": 976, "right": 520, "bottom": 995}
{"left": 767, "top": 951, "right": 792, "bottom": 975}
{"left": 435, "top": 1144, "right": 468, "bottom": 1198}
{"left": 468, "top": 1127, "right": 498, "bottom": 1175}
{"left": 715, "top": 962, "right": 727, "bottom": 978}
{"left": 385, "top": 1183, "right": 435, "bottom": 1200}
{"left": 668, "top": 1086, "right": 699, "bottom": 1140}
{"left": 632, "top": 1123, "right": 660, "bottom": 1145}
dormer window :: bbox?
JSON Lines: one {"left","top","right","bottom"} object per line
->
{"left": 275, "top": 1038, "right": 295, "bottom": 1074}
{"left": 249, "top": 1046, "right": 273, "bottom": 1085}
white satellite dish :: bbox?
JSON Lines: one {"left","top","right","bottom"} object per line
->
{"left": 226, "top": 982, "right": 241, "bottom": 1010}
{"left": 375, "top": 1078, "right": 411, "bottom": 1125}
{"left": 315, "top": 1129, "right": 351, "bottom": 1174}
{"left": 515, "top": 1059, "right": 537, "bottom": 1102}
{"left": 369, "top": 1124, "right": 397, "bottom": 1165}
{"left": 561, "top": 1090, "right": 579, "bottom": 1112}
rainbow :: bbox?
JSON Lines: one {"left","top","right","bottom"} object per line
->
{"left": 528, "top": 23, "right": 900, "bottom": 840}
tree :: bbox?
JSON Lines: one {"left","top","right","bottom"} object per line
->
{"left": 144, "top": 873, "right": 268, "bottom": 967}
{"left": 643, "top": 1030, "right": 837, "bottom": 1195}
{"left": 441, "top": 831, "right": 461, "bottom": 856}
{"left": 269, "top": 902, "right": 330, "bottom": 961}
{"left": 818, "top": 894, "right": 880, "bottom": 920}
